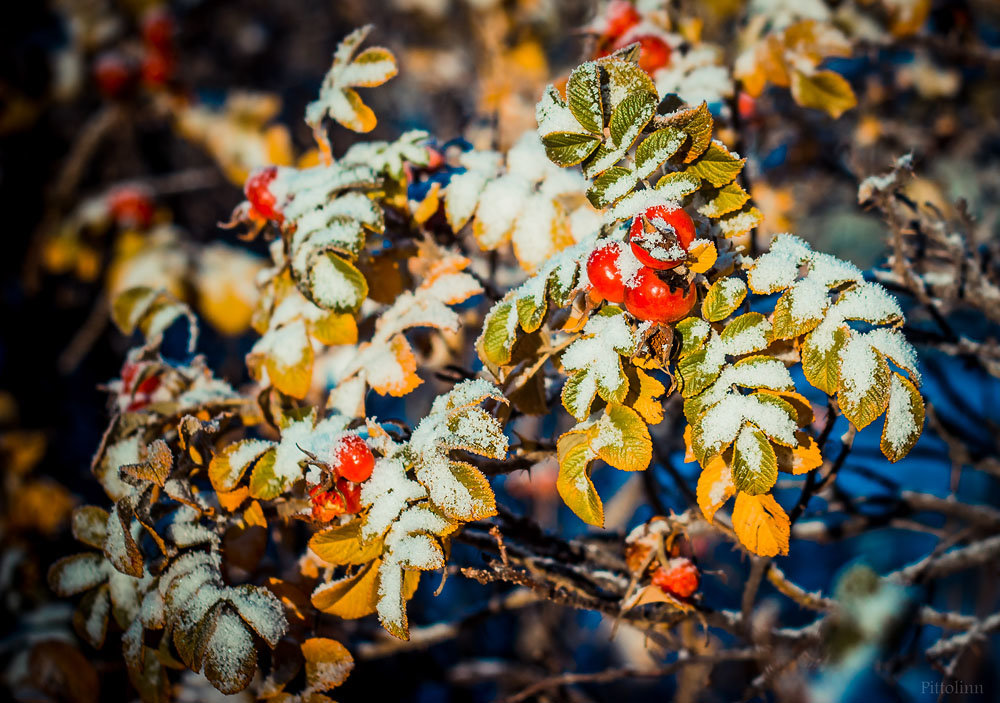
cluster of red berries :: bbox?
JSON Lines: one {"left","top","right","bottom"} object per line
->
{"left": 586, "top": 205, "right": 698, "bottom": 324}
{"left": 652, "top": 556, "right": 700, "bottom": 599}
{"left": 308, "top": 434, "right": 375, "bottom": 522}
{"left": 120, "top": 360, "right": 162, "bottom": 412}
{"left": 94, "top": 7, "right": 176, "bottom": 99}
{"left": 107, "top": 185, "right": 155, "bottom": 229}
{"left": 596, "top": 1, "right": 672, "bottom": 75}
{"left": 244, "top": 166, "right": 284, "bottom": 223}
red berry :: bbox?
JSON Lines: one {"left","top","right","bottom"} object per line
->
{"left": 613, "top": 34, "right": 672, "bottom": 74}
{"left": 244, "top": 166, "right": 284, "bottom": 222}
{"left": 141, "top": 7, "right": 175, "bottom": 50}
{"left": 108, "top": 186, "right": 154, "bottom": 228}
{"left": 737, "top": 91, "right": 757, "bottom": 120}
{"left": 624, "top": 267, "right": 696, "bottom": 323}
{"left": 652, "top": 558, "right": 700, "bottom": 599}
{"left": 628, "top": 206, "right": 695, "bottom": 270}
{"left": 603, "top": 1, "right": 641, "bottom": 40}
{"left": 309, "top": 478, "right": 362, "bottom": 521}
{"left": 141, "top": 48, "right": 174, "bottom": 86}
{"left": 426, "top": 147, "right": 445, "bottom": 171}
{"left": 586, "top": 242, "right": 627, "bottom": 304}
{"left": 332, "top": 434, "right": 375, "bottom": 483}
{"left": 94, "top": 52, "right": 135, "bottom": 99}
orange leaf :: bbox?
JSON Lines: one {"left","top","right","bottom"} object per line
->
{"left": 696, "top": 456, "right": 735, "bottom": 523}
{"left": 732, "top": 492, "right": 790, "bottom": 557}
{"left": 366, "top": 335, "right": 421, "bottom": 397}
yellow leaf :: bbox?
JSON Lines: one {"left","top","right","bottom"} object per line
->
{"left": 412, "top": 182, "right": 441, "bottom": 225}
{"left": 732, "top": 492, "right": 790, "bottom": 557}
{"left": 556, "top": 431, "right": 603, "bottom": 527}
{"left": 591, "top": 405, "right": 652, "bottom": 472}
{"left": 310, "top": 521, "right": 384, "bottom": 566}
{"left": 312, "top": 560, "right": 380, "bottom": 619}
{"left": 696, "top": 456, "right": 735, "bottom": 523}
{"left": 217, "top": 487, "right": 249, "bottom": 512}
{"left": 683, "top": 425, "right": 696, "bottom": 463}
{"left": 366, "top": 335, "right": 421, "bottom": 397}
{"left": 687, "top": 240, "right": 718, "bottom": 274}
{"left": 244, "top": 501, "right": 266, "bottom": 528}
{"left": 880, "top": 372, "right": 924, "bottom": 462}
{"left": 209, "top": 439, "right": 272, "bottom": 492}
{"left": 311, "top": 313, "right": 358, "bottom": 347}
{"left": 790, "top": 70, "right": 857, "bottom": 119}
{"left": 631, "top": 368, "right": 665, "bottom": 425}
{"left": 301, "top": 637, "right": 354, "bottom": 693}
{"left": 789, "top": 433, "right": 823, "bottom": 474}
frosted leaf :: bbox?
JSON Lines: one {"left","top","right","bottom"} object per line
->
{"left": 698, "top": 357, "right": 794, "bottom": 408}
{"left": 698, "top": 394, "right": 797, "bottom": 454}
{"left": 428, "top": 378, "right": 506, "bottom": 415}
{"left": 536, "top": 85, "right": 583, "bottom": 135}
{"left": 360, "top": 457, "right": 428, "bottom": 540}
{"left": 474, "top": 176, "right": 531, "bottom": 248}
{"left": 97, "top": 435, "right": 143, "bottom": 501}
{"left": 228, "top": 584, "right": 287, "bottom": 647}
{"left": 341, "top": 129, "right": 430, "bottom": 178}
{"left": 863, "top": 328, "right": 920, "bottom": 384}
{"left": 444, "top": 169, "right": 491, "bottom": 230}
{"left": 375, "top": 555, "right": 406, "bottom": 635}
{"left": 838, "top": 335, "right": 881, "bottom": 406}
{"left": 882, "top": 374, "right": 923, "bottom": 457}
{"left": 49, "top": 552, "right": 110, "bottom": 597}
{"left": 747, "top": 234, "right": 814, "bottom": 293}
{"left": 139, "top": 587, "right": 166, "bottom": 629}
{"left": 200, "top": 605, "right": 256, "bottom": 694}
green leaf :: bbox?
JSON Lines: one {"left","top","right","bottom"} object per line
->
{"left": 802, "top": 326, "right": 847, "bottom": 395}
{"left": 566, "top": 63, "right": 604, "bottom": 134}
{"left": 439, "top": 461, "right": 497, "bottom": 521}
{"left": 542, "top": 132, "right": 601, "bottom": 167}
{"left": 771, "top": 288, "right": 824, "bottom": 340}
{"left": 309, "top": 252, "right": 369, "bottom": 313}
{"left": 587, "top": 167, "right": 637, "bottom": 208}
{"left": 790, "top": 69, "right": 857, "bottom": 119}
{"left": 655, "top": 171, "right": 701, "bottom": 198}
{"left": 584, "top": 90, "right": 657, "bottom": 178}
{"left": 481, "top": 299, "right": 518, "bottom": 366}
{"left": 698, "top": 182, "right": 750, "bottom": 218}
{"left": 721, "top": 312, "right": 771, "bottom": 354}
{"left": 678, "top": 346, "right": 723, "bottom": 399}
{"left": 686, "top": 141, "right": 746, "bottom": 188}
{"left": 665, "top": 102, "right": 713, "bottom": 163}
{"left": 732, "top": 425, "right": 778, "bottom": 495}
{"left": 634, "top": 128, "right": 684, "bottom": 180}
{"left": 675, "top": 317, "right": 711, "bottom": 357}
{"left": 556, "top": 432, "right": 603, "bottom": 526}
{"left": 516, "top": 294, "right": 547, "bottom": 333}
{"left": 248, "top": 449, "right": 284, "bottom": 500}
{"left": 702, "top": 278, "right": 747, "bottom": 322}
{"left": 561, "top": 371, "right": 597, "bottom": 421}
{"left": 592, "top": 405, "right": 652, "bottom": 472}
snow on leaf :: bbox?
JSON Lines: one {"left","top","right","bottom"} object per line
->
{"left": 48, "top": 552, "right": 110, "bottom": 597}
{"left": 702, "top": 277, "right": 747, "bottom": 322}
{"left": 837, "top": 335, "right": 891, "bottom": 430}
{"left": 732, "top": 492, "right": 790, "bottom": 557}
{"left": 591, "top": 405, "right": 652, "bottom": 472}
{"left": 732, "top": 425, "right": 779, "bottom": 495}
{"left": 302, "top": 637, "right": 354, "bottom": 694}
{"left": 305, "top": 25, "right": 397, "bottom": 134}
{"left": 696, "top": 456, "right": 735, "bottom": 523}
{"left": 200, "top": 604, "right": 257, "bottom": 695}
{"left": 881, "top": 372, "right": 924, "bottom": 462}
{"left": 208, "top": 439, "right": 273, "bottom": 493}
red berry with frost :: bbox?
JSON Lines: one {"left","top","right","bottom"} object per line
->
{"left": 244, "top": 166, "right": 284, "bottom": 222}
{"left": 309, "top": 478, "right": 362, "bottom": 521}
{"left": 141, "top": 48, "right": 174, "bottom": 86}
{"left": 332, "top": 434, "right": 375, "bottom": 483}
{"left": 623, "top": 267, "right": 696, "bottom": 323}
{"left": 628, "top": 206, "right": 695, "bottom": 270}
{"left": 108, "top": 186, "right": 154, "bottom": 228}
{"left": 652, "top": 557, "right": 700, "bottom": 599}
{"left": 141, "top": 7, "right": 175, "bottom": 50}
{"left": 603, "top": 1, "right": 641, "bottom": 40}
{"left": 94, "top": 52, "right": 135, "bottom": 99}
{"left": 586, "top": 241, "right": 627, "bottom": 304}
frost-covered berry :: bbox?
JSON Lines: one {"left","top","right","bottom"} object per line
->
{"left": 586, "top": 241, "right": 627, "bottom": 304}
{"left": 244, "top": 166, "right": 284, "bottom": 222}
{"left": 141, "top": 47, "right": 175, "bottom": 87}
{"left": 108, "top": 185, "right": 154, "bottom": 228}
{"left": 628, "top": 205, "right": 694, "bottom": 270}
{"left": 332, "top": 434, "right": 375, "bottom": 483}
{"left": 603, "top": 1, "right": 641, "bottom": 39}
{"left": 141, "top": 7, "right": 175, "bottom": 50}
{"left": 624, "top": 267, "right": 696, "bottom": 323}
{"left": 121, "top": 360, "right": 162, "bottom": 411}
{"left": 309, "top": 479, "right": 362, "bottom": 522}
{"left": 652, "top": 557, "right": 700, "bottom": 598}
{"left": 94, "top": 52, "right": 135, "bottom": 99}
